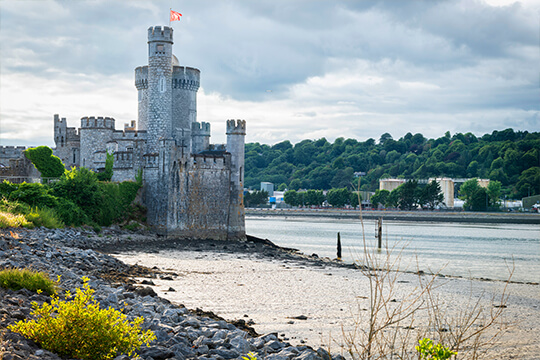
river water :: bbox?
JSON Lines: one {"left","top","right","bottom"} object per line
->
{"left": 245, "top": 215, "right": 540, "bottom": 283}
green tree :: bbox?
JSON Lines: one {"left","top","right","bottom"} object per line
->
{"left": 304, "top": 190, "right": 325, "bottom": 206}
{"left": 24, "top": 146, "right": 65, "bottom": 181}
{"left": 283, "top": 190, "right": 300, "bottom": 206}
{"left": 289, "top": 179, "right": 302, "bottom": 191}
{"left": 349, "top": 191, "right": 360, "bottom": 208}
{"left": 486, "top": 180, "right": 502, "bottom": 208}
{"left": 244, "top": 190, "right": 269, "bottom": 207}
{"left": 277, "top": 183, "right": 287, "bottom": 191}
{"left": 459, "top": 178, "right": 480, "bottom": 209}
{"left": 419, "top": 180, "right": 444, "bottom": 210}
{"left": 326, "top": 188, "right": 351, "bottom": 207}
{"left": 397, "top": 180, "right": 418, "bottom": 210}
{"left": 516, "top": 167, "right": 540, "bottom": 198}
{"left": 370, "top": 189, "right": 389, "bottom": 208}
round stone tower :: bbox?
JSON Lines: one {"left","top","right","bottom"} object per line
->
{"left": 172, "top": 66, "right": 200, "bottom": 150}
{"left": 146, "top": 26, "right": 173, "bottom": 153}
{"left": 79, "top": 116, "right": 115, "bottom": 169}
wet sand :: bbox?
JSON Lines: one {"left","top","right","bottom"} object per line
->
{"left": 114, "top": 249, "right": 540, "bottom": 359}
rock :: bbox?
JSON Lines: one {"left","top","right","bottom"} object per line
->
{"left": 139, "top": 345, "right": 175, "bottom": 359}
{"left": 209, "top": 348, "right": 240, "bottom": 359}
{"left": 135, "top": 286, "right": 157, "bottom": 297}
{"left": 316, "top": 347, "right": 331, "bottom": 360}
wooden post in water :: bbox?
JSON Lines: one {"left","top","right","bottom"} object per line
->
{"left": 377, "top": 217, "right": 382, "bottom": 250}
{"left": 337, "top": 232, "right": 342, "bottom": 260}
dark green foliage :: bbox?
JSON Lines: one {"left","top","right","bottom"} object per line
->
{"left": 326, "top": 188, "right": 352, "bottom": 207}
{"left": 24, "top": 146, "right": 65, "bottom": 180}
{"left": 284, "top": 190, "right": 300, "bottom": 206}
{"left": 0, "top": 181, "right": 18, "bottom": 198}
{"left": 244, "top": 129, "right": 539, "bottom": 198}
{"left": 52, "top": 167, "right": 101, "bottom": 221}
{"left": 516, "top": 167, "right": 540, "bottom": 198}
{"left": 7, "top": 183, "right": 58, "bottom": 208}
{"left": 244, "top": 190, "right": 269, "bottom": 207}
{"left": 304, "top": 190, "right": 325, "bottom": 206}
{"left": 97, "top": 152, "right": 114, "bottom": 182}
{"left": 370, "top": 189, "right": 390, "bottom": 208}
{"left": 419, "top": 180, "right": 444, "bottom": 210}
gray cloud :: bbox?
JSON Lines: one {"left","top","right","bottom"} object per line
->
{"left": 0, "top": 0, "right": 538, "bottom": 147}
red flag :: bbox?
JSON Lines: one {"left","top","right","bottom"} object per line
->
{"left": 170, "top": 10, "right": 182, "bottom": 22}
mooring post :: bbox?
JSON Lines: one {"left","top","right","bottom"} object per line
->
{"left": 377, "top": 218, "right": 382, "bottom": 250}
{"left": 337, "top": 232, "right": 342, "bottom": 260}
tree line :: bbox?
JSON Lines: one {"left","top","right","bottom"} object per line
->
{"left": 244, "top": 128, "right": 540, "bottom": 199}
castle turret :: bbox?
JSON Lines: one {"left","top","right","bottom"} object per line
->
{"left": 191, "top": 122, "right": 211, "bottom": 153}
{"left": 226, "top": 119, "right": 247, "bottom": 240}
{"left": 146, "top": 26, "right": 174, "bottom": 153}
{"left": 79, "top": 116, "right": 115, "bottom": 169}
{"left": 53, "top": 114, "right": 80, "bottom": 168}
{"left": 172, "top": 66, "right": 200, "bottom": 150}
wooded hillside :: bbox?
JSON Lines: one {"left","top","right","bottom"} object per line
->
{"left": 244, "top": 129, "right": 540, "bottom": 199}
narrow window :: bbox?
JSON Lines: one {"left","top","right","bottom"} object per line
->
{"left": 159, "top": 76, "right": 166, "bottom": 93}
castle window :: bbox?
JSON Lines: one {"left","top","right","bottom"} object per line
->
{"left": 159, "top": 76, "right": 166, "bottom": 93}
{"left": 156, "top": 44, "right": 164, "bottom": 53}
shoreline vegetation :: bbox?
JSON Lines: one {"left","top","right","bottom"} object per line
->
{"left": 245, "top": 208, "right": 540, "bottom": 224}
{"left": 1, "top": 227, "right": 539, "bottom": 359}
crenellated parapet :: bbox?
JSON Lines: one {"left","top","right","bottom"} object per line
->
{"left": 226, "top": 119, "right": 247, "bottom": 135}
{"left": 192, "top": 122, "right": 211, "bottom": 136}
{"left": 80, "top": 116, "right": 115, "bottom": 129}
{"left": 172, "top": 66, "right": 200, "bottom": 91}
{"left": 148, "top": 26, "right": 173, "bottom": 44}
{"left": 135, "top": 66, "right": 148, "bottom": 89}
{"left": 0, "top": 146, "right": 27, "bottom": 157}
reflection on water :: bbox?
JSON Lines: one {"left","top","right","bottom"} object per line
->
{"left": 246, "top": 216, "right": 540, "bottom": 283}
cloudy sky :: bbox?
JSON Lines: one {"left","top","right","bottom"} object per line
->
{"left": 1, "top": 0, "right": 539, "bottom": 147}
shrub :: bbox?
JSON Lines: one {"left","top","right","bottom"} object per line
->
{"left": 53, "top": 197, "right": 89, "bottom": 226}
{"left": 416, "top": 338, "right": 456, "bottom": 360}
{"left": 8, "top": 183, "right": 58, "bottom": 209}
{"left": 52, "top": 167, "right": 102, "bottom": 220}
{"left": 25, "top": 207, "right": 64, "bottom": 229}
{"left": 8, "top": 277, "right": 156, "bottom": 360}
{"left": 0, "top": 269, "right": 58, "bottom": 295}
{"left": 24, "top": 146, "right": 65, "bottom": 181}
{"left": 0, "top": 180, "right": 18, "bottom": 198}
{"left": 0, "top": 211, "right": 31, "bottom": 228}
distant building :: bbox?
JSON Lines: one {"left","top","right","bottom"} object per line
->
{"left": 379, "top": 178, "right": 406, "bottom": 192}
{"left": 261, "top": 182, "right": 274, "bottom": 196}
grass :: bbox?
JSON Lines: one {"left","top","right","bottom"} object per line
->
{"left": 0, "top": 268, "right": 59, "bottom": 295}
{"left": 0, "top": 198, "right": 64, "bottom": 229}
{"left": 0, "top": 211, "right": 31, "bottom": 228}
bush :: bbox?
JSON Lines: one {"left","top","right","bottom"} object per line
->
{"left": 24, "top": 146, "right": 65, "bottom": 181}
{"left": 0, "top": 180, "right": 18, "bottom": 198}
{"left": 97, "top": 151, "right": 114, "bottom": 182}
{"left": 53, "top": 197, "right": 89, "bottom": 226}
{"left": 0, "top": 269, "right": 58, "bottom": 295}
{"left": 8, "top": 183, "right": 58, "bottom": 209}
{"left": 8, "top": 277, "right": 156, "bottom": 360}
{"left": 52, "top": 167, "right": 101, "bottom": 220}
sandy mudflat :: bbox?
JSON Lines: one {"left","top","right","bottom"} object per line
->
{"left": 114, "top": 249, "right": 539, "bottom": 359}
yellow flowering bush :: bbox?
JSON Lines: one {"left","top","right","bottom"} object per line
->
{"left": 8, "top": 277, "right": 155, "bottom": 360}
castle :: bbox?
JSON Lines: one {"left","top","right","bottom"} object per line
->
{"left": 1, "top": 26, "right": 247, "bottom": 240}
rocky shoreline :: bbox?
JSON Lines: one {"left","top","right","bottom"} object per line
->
{"left": 0, "top": 227, "right": 346, "bottom": 360}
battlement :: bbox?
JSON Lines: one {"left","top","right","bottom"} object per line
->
{"left": 0, "top": 146, "right": 27, "bottom": 158}
{"left": 135, "top": 66, "right": 148, "bottom": 89}
{"left": 148, "top": 26, "right": 173, "bottom": 43}
{"left": 226, "top": 119, "right": 247, "bottom": 135}
{"left": 172, "top": 66, "right": 200, "bottom": 91}
{"left": 111, "top": 129, "right": 147, "bottom": 140}
{"left": 80, "top": 116, "right": 115, "bottom": 129}
{"left": 192, "top": 122, "right": 211, "bottom": 136}
{"left": 192, "top": 153, "right": 227, "bottom": 170}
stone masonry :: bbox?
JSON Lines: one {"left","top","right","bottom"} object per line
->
{"left": 4, "top": 25, "right": 246, "bottom": 240}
